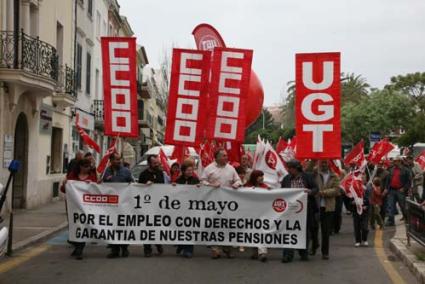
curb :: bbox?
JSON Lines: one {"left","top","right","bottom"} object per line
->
{"left": 390, "top": 235, "right": 425, "bottom": 284}
{"left": 11, "top": 221, "right": 68, "bottom": 252}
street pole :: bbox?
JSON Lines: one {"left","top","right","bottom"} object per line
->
{"left": 4, "top": 160, "right": 20, "bottom": 256}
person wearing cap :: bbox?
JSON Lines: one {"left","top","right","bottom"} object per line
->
{"left": 281, "top": 159, "right": 318, "bottom": 263}
{"left": 384, "top": 156, "right": 411, "bottom": 226}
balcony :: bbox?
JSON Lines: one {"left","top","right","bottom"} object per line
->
{"left": 93, "top": 99, "right": 104, "bottom": 128}
{"left": 53, "top": 64, "right": 77, "bottom": 107}
{"left": 138, "top": 81, "right": 152, "bottom": 99}
{"left": 0, "top": 30, "right": 59, "bottom": 92}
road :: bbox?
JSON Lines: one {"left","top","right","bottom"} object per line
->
{"left": 0, "top": 216, "right": 418, "bottom": 284}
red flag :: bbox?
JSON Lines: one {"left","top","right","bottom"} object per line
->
{"left": 340, "top": 171, "right": 365, "bottom": 214}
{"left": 329, "top": 159, "right": 342, "bottom": 176}
{"left": 171, "top": 145, "right": 190, "bottom": 164}
{"left": 368, "top": 138, "right": 395, "bottom": 165}
{"left": 97, "top": 139, "right": 117, "bottom": 175}
{"left": 101, "top": 37, "right": 139, "bottom": 137}
{"left": 276, "top": 137, "right": 288, "bottom": 156}
{"left": 295, "top": 53, "right": 341, "bottom": 159}
{"left": 76, "top": 115, "right": 100, "bottom": 153}
{"left": 416, "top": 150, "right": 425, "bottom": 170}
{"left": 343, "top": 140, "right": 365, "bottom": 167}
{"left": 159, "top": 148, "right": 171, "bottom": 176}
{"left": 225, "top": 141, "right": 242, "bottom": 164}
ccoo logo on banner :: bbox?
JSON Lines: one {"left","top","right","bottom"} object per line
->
{"left": 66, "top": 182, "right": 307, "bottom": 248}
{"left": 101, "top": 37, "right": 139, "bottom": 137}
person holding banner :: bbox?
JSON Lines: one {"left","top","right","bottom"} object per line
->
{"left": 103, "top": 153, "right": 134, "bottom": 258}
{"left": 138, "top": 155, "right": 165, "bottom": 257}
{"left": 65, "top": 158, "right": 97, "bottom": 260}
{"left": 200, "top": 149, "right": 242, "bottom": 259}
{"left": 244, "top": 170, "right": 270, "bottom": 262}
{"left": 281, "top": 160, "right": 318, "bottom": 263}
{"left": 314, "top": 160, "right": 340, "bottom": 260}
{"left": 173, "top": 163, "right": 201, "bottom": 258}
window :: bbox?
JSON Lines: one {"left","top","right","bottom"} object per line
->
{"left": 50, "top": 127, "right": 63, "bottom": 174}
{"left": 87, "top": 0, "right": 93, "bottom": 18}
{"left": 138, "top": 100, "right": 144, "bottom": 120}
{"left": 86, "top": 52, "right": 91, "bottom": 95}
{"left": 95, "top": 68, "right": 99, "bottom": 98}
{"left": 76, "top": 43, "right": 82, "bottom": 90}
{"left": 96, "top": 11, "right": 101, "bottom": 38}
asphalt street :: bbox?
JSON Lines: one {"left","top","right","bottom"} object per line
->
{"left": 0, "top": 215, "right": 418, "bottom": 284}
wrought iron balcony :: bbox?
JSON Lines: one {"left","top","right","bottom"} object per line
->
{"left": 93, "top": 99, "right": 104, "bottom": 123}
{"left": 56, "top": 64, "right": 76, "bottom": 96}
{"left": 0, "top": 30, "right": 58, "bottom": 82}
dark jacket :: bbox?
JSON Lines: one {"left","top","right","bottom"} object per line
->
{"left": 175, "top": 175, "right": 200, "bottom": 185}
{"left": 281, "top": 172, "right": 319, "bottom": 214}
{"left": 138, "top": 168, "right": 165, "bottom": 184}
{"left": 385, "top": 166, "right": 411, "bottom": 192}
{"left": 103, "top": 166, "right": 133, "bottom": 183}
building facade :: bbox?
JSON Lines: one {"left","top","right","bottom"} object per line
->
{"left": 0, "top": 0, "right": 168, "bottom": 211}
{"left": 0, "top": 0, "right": 76, "bottom": 209}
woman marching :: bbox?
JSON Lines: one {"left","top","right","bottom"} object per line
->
{"left": 63, "top": 158, "right": 97, "bottom": 260}
{"left": 244, "top": 170, "right": 270, "bottom": 262}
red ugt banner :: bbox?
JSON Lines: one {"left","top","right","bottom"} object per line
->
{"left": 207, "top": 47, "right": 253, "bottom": 142}
{"left": 295, "top": 52, "right": 341, "bottom": 159}
{"left": 165, "top": 49, "right": 211, "bottom": 146}
{"left": 101, "top": 37, "right": 138, "bottom": 137}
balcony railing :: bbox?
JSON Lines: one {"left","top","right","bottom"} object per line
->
{"left": 93, "top": 99, "right": 104, "bottom": 122}
{"left": 56, "top": 64, "right": 76, "bottom": 96}
{"left": 0, "top": 30, "right": 58, "bottom": 82}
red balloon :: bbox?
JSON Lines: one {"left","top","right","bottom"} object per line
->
{"left": 246, "top": 71, "right": 264, "bottom": 127}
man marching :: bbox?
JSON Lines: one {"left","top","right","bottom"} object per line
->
{"left": 201, "top": 148, "right": 242, "bottom": 259}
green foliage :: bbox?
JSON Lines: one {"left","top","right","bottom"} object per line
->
{"left": 385, "top": 72, "right": 425, "bottom": 111}
{"left": 341, "top": 89, "right": 415, "bottom": 144}
{"left": 246, "top": 71, "right": 425, "bottom": 147}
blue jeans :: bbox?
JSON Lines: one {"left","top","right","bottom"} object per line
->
{"left": 386, "top": 188, "right": 406, "bottom": 223}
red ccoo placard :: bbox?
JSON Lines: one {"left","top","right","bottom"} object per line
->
{"left": 207, "top": 47, "right": 253, "bottom": 142}
{"left": 101, "top": 37, "right": 138, "bottom": 137}
{"left": 164, "top": 49, "right": 211, "bottom": 146}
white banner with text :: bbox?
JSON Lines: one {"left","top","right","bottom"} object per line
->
{"left": 66, "top": 182, "right": 307, "bottom": 248}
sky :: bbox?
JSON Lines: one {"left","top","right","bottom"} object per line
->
{"left": 119, "top": 0, "right": 425, "bottom": 106}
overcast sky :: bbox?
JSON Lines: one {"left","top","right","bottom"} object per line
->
{"left": 119, "top": 0, "right": 425, "bottom": 106}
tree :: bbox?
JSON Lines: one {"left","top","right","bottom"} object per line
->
{"left": 244, "top": 108, "right": 275, "bottom": 144}
{"left": 341, "top": 73, "right": 370, "bottom": 104}
{"left": 341, "top": 89, "right": 415, "bottom": 145}
{"left": 385, "top": 72, "right": 425, "bottom": 111}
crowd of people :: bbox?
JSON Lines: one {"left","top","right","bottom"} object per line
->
{"left": 61, "top": 148, "right": 425, "bottom": 261}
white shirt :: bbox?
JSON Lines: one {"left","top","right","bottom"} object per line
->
{"left": 201, "top": 162, "right": 242, "bottom": 188}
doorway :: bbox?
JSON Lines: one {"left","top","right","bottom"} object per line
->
{"left": 13, "top": 113, "right": 28, "bottom": 209}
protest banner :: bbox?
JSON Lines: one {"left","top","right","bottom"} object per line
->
{"left": 295, "top": 52, "right": 341, "bottom": 159}
{"left": 101, "top": 37, "right": 138, "bottom": 137}
{"left": 66, "top": 182, "right": 307, "bottom": 249}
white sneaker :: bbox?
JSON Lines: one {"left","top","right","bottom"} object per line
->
{"left": 355, "top": 243, "right": 361, "bottom": 247}
{"left": 362, "top": 241, "right": 369, "bottom": 247}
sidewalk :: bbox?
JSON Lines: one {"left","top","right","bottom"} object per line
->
{"left": 390, "top": 219, "right": 425, "bottom": 284}
{"left": 1, "top": 200, "right": 68, "bottom": 252}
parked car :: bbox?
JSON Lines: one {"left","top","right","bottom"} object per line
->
{"left": 130, "top": 145, "right": 199, "bottom": 180}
